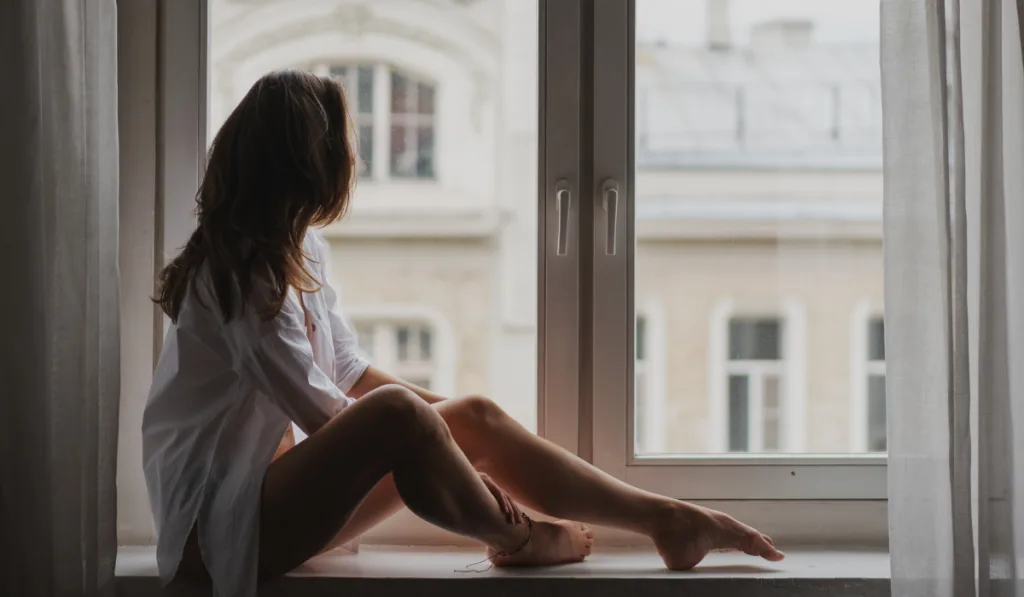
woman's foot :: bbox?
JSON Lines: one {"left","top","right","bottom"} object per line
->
{"left": 652, "top": 503, "right": 785, "bottom": 570}
{"left": 490, "top": 520, "right": 594, "bottom": 567}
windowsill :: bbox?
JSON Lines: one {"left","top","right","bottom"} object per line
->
{"left": 116, "top": 545, "right": 890, "bottom": 597}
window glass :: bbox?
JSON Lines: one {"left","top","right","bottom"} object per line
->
{"left": 634, "top": 315, "right": 650, "bottom": 453}
{"left": 865, "top": 316, "right": 886, "bottom": 452}
{"left": 727, "top": 317, "right": 784, "bottom": 452}
{"left": 209, "top": 0, "right": 539, "bottom": 429}
{"left": 357, "top": 66, "right": 374, "bottom": 115}
{"left": 868, "top": 318, "right": 885, "bottom": 362}
{"left": 633, "top": 0, "right": 883, "bottom": 455}
{"left": 762, "top": 375, "right": 782, "bottom": 452}
{"left": 728, "top": 319, "right": 782, "bottom": 361}
{"left": 867, "top": 374, "right": 887, "bottom": 452}
{"left": 728, "top": 375, "right": 750, "bottom": 452}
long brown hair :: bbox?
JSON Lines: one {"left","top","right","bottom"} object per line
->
{"left": 155, "top": 70, "right": 357, "bottom": 322}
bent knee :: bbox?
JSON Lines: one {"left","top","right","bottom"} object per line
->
{"left": 368, "top": 384, "right": 448, "bottom": 439}
{"left": 452, "top": 395, "right": 507, "bottom": 429}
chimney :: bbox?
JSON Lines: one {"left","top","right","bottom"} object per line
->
{"left": 706, "top": 0, "right": 732, "bottom": 51}
{"left": 750, "top": 20, "right": 814, "bottom": 51}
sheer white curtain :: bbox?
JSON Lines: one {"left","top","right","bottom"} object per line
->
{"left": 882, "top": 0, "right": 1024, "bottom": 596}
{"left": 0, "top": 1, "right": 120, "bottom": 596}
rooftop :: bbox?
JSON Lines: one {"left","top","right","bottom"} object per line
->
{"left": 636, "top": 40, "right": 882, "bottom": 170}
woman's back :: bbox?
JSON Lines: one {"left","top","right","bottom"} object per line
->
{"left": 143, "top": 230, "right": 367, "bottom": 596}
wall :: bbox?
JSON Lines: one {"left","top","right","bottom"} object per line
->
{"left": 117, "top": 0, "right": 160, "bottom": 545}
{"left": 637, "top": 239, "right": 884, "bottom": 454}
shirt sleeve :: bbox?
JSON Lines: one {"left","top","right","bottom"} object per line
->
{"left": 238, "top": 291, "right": 350, "bottom": 437}
{"left": 315, "top": 235, "right": 371, "bottom": 394}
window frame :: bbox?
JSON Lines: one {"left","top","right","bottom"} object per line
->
{"left": 118, "top": 0, "right": 887, "bottom": 549}
{"left": 588, "top": 0, "right": 887, "bottom": 507}
{"left": 116, "top": 0, "right": 209, "bottom": 546}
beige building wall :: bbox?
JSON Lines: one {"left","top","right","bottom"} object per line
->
{"left": 325, "top": 238, "right": 495, "bottom": 396}
{"left": 637, "top": 238, "right": 883, "bottom": 454}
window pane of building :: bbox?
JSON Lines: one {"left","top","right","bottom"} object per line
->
{"left": 728, "top": 375, "right": 750, "bottom": 452}
{"left": 416, "top": 125, "right": 435, "bottom": 178}
{"left": 762, "top": 374, "right": 781, "bottom": 452}
{"left": 418, "top": 84, "right": 435, "bottom": 115}
{"left": 868, "top": 318, "right": 885, "bottom": 362}
{"left": 357, "top": 66, "right": 374, "bottom": 114}
{"left": 867, "top": 373, "right": 887, "bottom": 452}
{"left": 391, "top": 72, "right": 410, "bottom": 114}
{"left": 728, "top": 319, "right": 782, "bottom": 361}
{"left": 419, "top": 329, "right": 432, "bottom": 361}
{"left": 396, "top": 326, "right": 411, "bottom": 362}
{"left": 358, "top": 123, "right": 373, "bottom": 177}
{"left": 390, "top": 125, "right": 413, "bottom": 177}
{"left": 329, "top": 65, "right": 348, "bottom": 80}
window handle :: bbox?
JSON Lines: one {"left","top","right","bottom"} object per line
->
{"left": 555, "top": 179, "right": 571, "bottom": 256}
{"left": 602, "top": 179, "right": 619, "bottom": 256}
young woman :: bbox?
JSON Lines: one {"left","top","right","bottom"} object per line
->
{"left": 142, "top": 69, "right": 784, "bottom": 597}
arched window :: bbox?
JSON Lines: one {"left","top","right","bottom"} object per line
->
{"left": 328, "top": 64, "right": 436, "bottom": 181}
{"left": 727, "top": 317, "right": 786, "bottom": 453}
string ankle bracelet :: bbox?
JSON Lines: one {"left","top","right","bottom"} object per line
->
{"left": 456, "top": 515, "right": 533, "bottom": 573}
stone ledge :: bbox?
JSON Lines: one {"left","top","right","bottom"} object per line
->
{"left": 116, "top": 545, "right": 890, "bottom": 597}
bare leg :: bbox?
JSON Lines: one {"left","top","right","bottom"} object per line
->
{"left": 322, "top": 396, "right": 783, "bottom": 570}
{"left": 256, "top": 385, "right": 592, "bottom": 578}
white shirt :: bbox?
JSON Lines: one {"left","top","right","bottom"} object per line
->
{"left": 142, "top": 230, "right": 369, "bottom": 597}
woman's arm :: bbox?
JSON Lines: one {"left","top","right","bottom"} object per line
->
{"left": 347, "top": 365, "right": 448, "bottom": 405}
{"left": 275, "top": 366, "right": 443, "bottom": 460}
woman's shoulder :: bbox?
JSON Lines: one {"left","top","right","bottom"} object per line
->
{"left": 304, "top": 228, "right": 329, "bottom": 258}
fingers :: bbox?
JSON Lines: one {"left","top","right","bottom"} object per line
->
{"left": 479, "top": 471, "right": 528, "bottom": 526}
{"left": 482, "top": 474, "right": 514, "bottom": 524}
{"left": 502, "top": 494, "right": 515, "bottom": 524}
{"left": 511, "top": 500, "right": 525, "bottom": 525}
{"left": 492, "top": 486, "right": 513, "bottom": 524}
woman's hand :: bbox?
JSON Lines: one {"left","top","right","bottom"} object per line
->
{"left": 348, "top": 366, "right": 448, "bottom": 404}
{"left": 479, "top": 472, "right": 525, "bottom": 525}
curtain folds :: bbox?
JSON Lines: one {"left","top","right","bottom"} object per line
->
{"left": 882, "top": 0, "right": 1024, "bottom": 595}
{"left": 0, "top": 1, "right": 120, "bottom": 596}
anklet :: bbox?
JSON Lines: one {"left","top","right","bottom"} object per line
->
{"left": 455, "top": 515, "right": 532, "bottom": 573}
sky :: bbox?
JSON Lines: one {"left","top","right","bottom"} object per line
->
{"left": 636, "top": 0, "right": 880, "bottom": 45}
